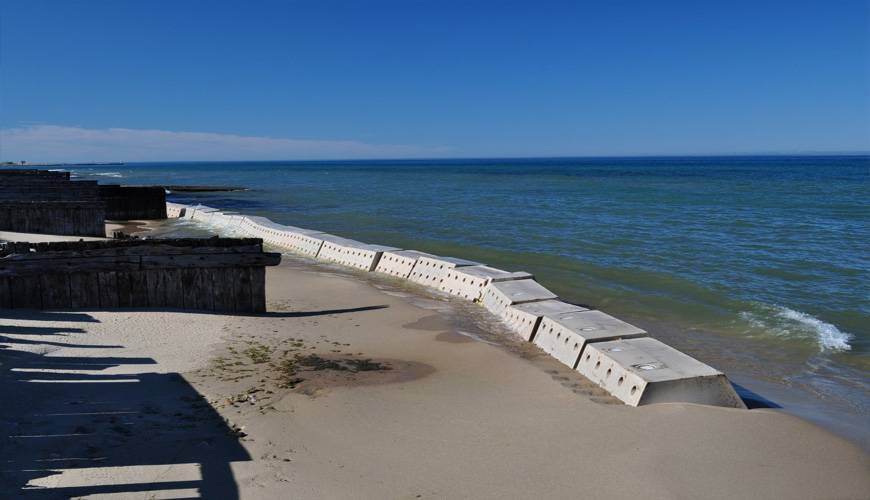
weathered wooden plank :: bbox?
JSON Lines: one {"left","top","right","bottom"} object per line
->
{"left": 163, "top": 269, "right": 184, "bottom": 308}
{"left": 250, "top": 267, "right": 266, "bottom": 312}
{"left": 145, "top": 270, "right": 167, "bottom": 308}
{"left": 10, "top": 276, "right": 42, "bottom": 309}
{"left": 0, "top": 256, "right": 141, "bottom": 277}
{"left": 116, "top": 272, "right": 133, "bottom": 308}
{"left": 211, "top": 268, "right": 235, "bottom": 312}
{"left": 181, "top": 269, "right": 199, "bottom": 310}
{"left": 0, "top": 276, "right": 12, "bottom": 308}
{"left": 69, "top": 272, "right": 100, "bottom": 308}
{"left": 139, "top": 252, "right": 280, "bottom": 269}
{"left": 231, "top": 267, "right": 253, "bottom": 313}
{"left": 0, "top": 242, "right": 262, "bottom": 260}
{"left": 97, "top": 272, "right": 119, "bottom": 308}
{"left": 116, "top": 272, "right": 148, "bottom": 307}
{"left": 193, "top": 269, "right": 215, "bottom": 311}
{"left": 129, "top": 271, "right": 149, "bottom": 307}
{"left": 40, "top": 273, "right": 71, "bottom": 309}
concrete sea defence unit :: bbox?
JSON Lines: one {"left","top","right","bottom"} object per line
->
{"left": 166, "top": 202, "right": 187, "bottom": 218}
{"left": 480, "top": 279, "right": 558, "bottom": 320}
{"left": 374, "top": 250, "right": 436, "bottom": 278}
{"left": 317, "top": 235, "right": 399, "bottom": 272}
{"left": 0, "top": 238, "right": 281, "bottom": 312}
{"left": 408, "top": 255, "right": 480, "bottom": 288}
{"left": 577, "top": 337, "right": 746, "bottom": 408}
{"left": 178, "top": 202, "right": 745, "bottom": 408}
{"left": 533, "top": 309, "right": 648, "bottom": 369}
{"left": 503, "top": 299, "right": 589, "bottom": 341}
{"left": 440, "top": 265, "right": 532, "bottom": 301}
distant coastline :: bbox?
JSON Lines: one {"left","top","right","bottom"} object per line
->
{"left": 1, "top": 161, "right": 124, "bottom": 167}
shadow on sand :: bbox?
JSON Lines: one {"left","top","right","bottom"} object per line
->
{"left": 0, "top": 312, "right": 251, "bottom": 499}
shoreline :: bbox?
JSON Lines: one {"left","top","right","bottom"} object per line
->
{"left": 172, "top": 207, "right": 870, "bottom": 450}
{"left": 2, "top": 255, "right": 867, "bottom": 498}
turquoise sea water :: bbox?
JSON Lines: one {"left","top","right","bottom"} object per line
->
{"left": 66, "top": 156, "right": 869, "bottom": 443}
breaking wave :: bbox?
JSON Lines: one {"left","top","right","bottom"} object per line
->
{"left": 740, "top": 305, "right": 853, "bottom": 352}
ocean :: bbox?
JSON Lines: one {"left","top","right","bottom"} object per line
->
{"left": 65, "top": 155, "right": 869, "bottom": 444}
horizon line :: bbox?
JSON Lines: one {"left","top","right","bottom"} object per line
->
{"left": 4, "top": 152, "right": 869, "bottom": 165}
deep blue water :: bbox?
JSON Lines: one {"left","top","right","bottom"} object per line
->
{"left": 65, "top": 155, "right": 870, "bottom": 443}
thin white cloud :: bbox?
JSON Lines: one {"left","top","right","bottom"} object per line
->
{"left": 0, "top": 125, "right": 446, "bottom": 162}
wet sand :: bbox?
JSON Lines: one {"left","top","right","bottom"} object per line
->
{"left": 1, "top": 258, "right": 868, "bottom": 499}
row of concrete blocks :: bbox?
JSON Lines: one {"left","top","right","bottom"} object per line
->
{"left": 176, "top": 203, "right": 745, "bottom": 409}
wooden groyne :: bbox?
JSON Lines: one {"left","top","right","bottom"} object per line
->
{"left": 0, "top": 238, "right": 281, "bottom": 312}
{"left": 98, "top": 185, "right": 167, "bottom": 220}
{"left": 0, "top": 169, "right": 106, "bottom": 236}
{"left": 0, "top": 202, "right": 107, "bottom": 236}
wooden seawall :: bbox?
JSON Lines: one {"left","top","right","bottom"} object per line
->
{"left": 98, "top": 185, "right": 168, "bottom": 220}
{"left": 0, "top": 238, "right": 281, "bottom": 312}
{"left": 0, "top": 169, "right": 106, "bottom": 236}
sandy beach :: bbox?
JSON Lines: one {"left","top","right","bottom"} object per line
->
{"left": 2, "top": 254, "right": 868, "bottom": 499}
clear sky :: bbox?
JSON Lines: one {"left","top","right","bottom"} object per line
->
{"left": 1, "top": 0, "right": 868, "bottom": 161}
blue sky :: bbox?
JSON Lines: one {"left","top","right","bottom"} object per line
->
{"left": 1, "top": 0, "right": 868, "bottom": 161}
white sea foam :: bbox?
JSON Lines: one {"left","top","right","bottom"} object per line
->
{"left": 93, "top": 171, "right": 123, "bottom": 178}
{"left": 740, "top": 305, "right": 853, "bottom": 352}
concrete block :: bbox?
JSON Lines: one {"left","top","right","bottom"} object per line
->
{"left": 282, "top": 229, "right": 327, "bottom": 257}
{"left": 480, "top": 279, "right": 557, "bottom": 321}
{"left": 533, "top": 310, "right": 646, "bottom": 369}
{"left": 576, "top": 337, "right": 745, "bottom": 408}
{"left": 374, "top": 250, "right": 436, "bottom": 278}
{"left": 503, "top": 299, "right": 588, "bottom": 341}
{"left": 166, "top": 202, "right": 187, "bottom": 218}
{"left": 185, "top": 205, "right": 218, "bottom": 220}
{"left": 407, "top": 256, "right": 480, "bottom": 289}
{"left": 316, "top": 235, "right": 399, "bottom": 271}
{"left": 439, "top": 265, "right": 532, "bottom": 302}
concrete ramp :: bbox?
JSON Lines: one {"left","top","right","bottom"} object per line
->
{"left": 504, "top": 300, "right": 588, "bottom": 341}
{"left": 533, "top": 310, "right": 647, "bottom": 369}
{"left": 439, "top": 265, "right": 532, "bottom": 302}
{"left": 576, "top": 337, "right": 745, "bottom": 408}
{"left": 481, "top": 279, "right": 557, "bottom": 322}
{"left": 408, "top": 256, "right": 480, "bottom": 289}
{"left": 374, "top": 250, "right": 436, "bottom": 278}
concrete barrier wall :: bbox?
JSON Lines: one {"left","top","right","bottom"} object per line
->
{"left": 533, "top": 310, "right": 647, "bottom": 369}
{"left": 407, "top": 256, "right": 480, "bottom": 288}
{"left": 171, "top": 201, "right": 746, "bottom": 409}
{"left": 576, "top": 337, "right": 745, "bottom": 408}
{"left": 316, "top": 235, "right": 398, "bottom": 271}
{"left": 439, "top": 265, "right": 532, "bottom": 302}
{"left": 166, "top": 202, "right": 187, "bottom": 218}
{"left": 480, "top": 279, "right": 557, "bottom": 322}
{"left": 373, "top": 250, "right": 435, "bottom": 278}
{"left": 503, "top": 300, "right": 588, "bottom": 341}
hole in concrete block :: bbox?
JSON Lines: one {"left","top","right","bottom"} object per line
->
{"left": 617, "top": 376, "right": 624, "bottom": 386}
{"left": 631, "top": 386, "right": 637, "bottom": 395}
